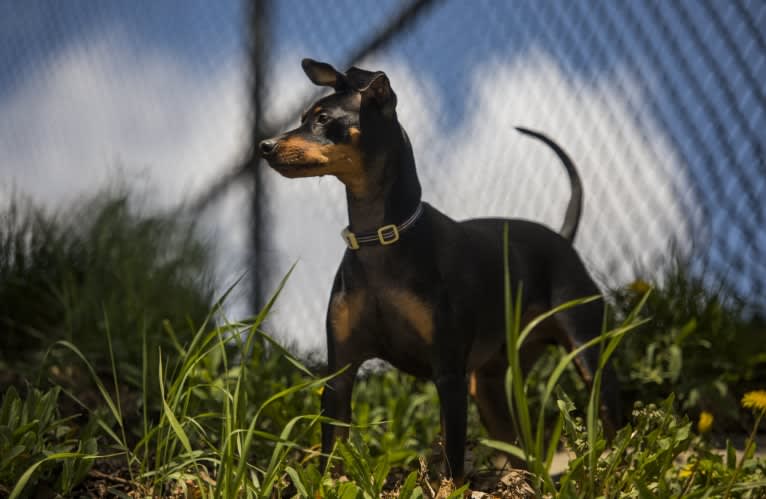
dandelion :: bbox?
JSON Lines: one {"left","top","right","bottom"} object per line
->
{"left": 726, "top": 389, "right": 766, "bottom": 496}
{"left": 628, "top": 279, "right": 651, "bottom": 295}
{"left": 678, "top": 463, "right": 694, "bottom": 478}
{"left": 741, "top": 390, "right": 766, "bottom": 413}
{"left": 697, "top": 411, "right": 713, "bottom": 434}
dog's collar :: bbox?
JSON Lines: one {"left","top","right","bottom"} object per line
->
{"left": 341, "top": 203, "right": 424, "bottom": 250}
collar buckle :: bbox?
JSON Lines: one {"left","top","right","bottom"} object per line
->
{"left": 341, "top": 228, "right": 360, "bottom": 250}
{"left": 377, "top": 224, "right": 400, "bottom": 245}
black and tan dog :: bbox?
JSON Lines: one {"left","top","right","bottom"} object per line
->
{"left": 259, "top": 59, "right": 617, "bottom": 480}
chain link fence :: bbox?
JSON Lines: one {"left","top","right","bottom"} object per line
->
{"left": 1, "top": 1, "right": 255, "bottom": 316}
{"left": 238, "top": 0, "right": 765, "bottom": 351}
{"left": 3, "top": 1, "right": 763, "bottom": 352}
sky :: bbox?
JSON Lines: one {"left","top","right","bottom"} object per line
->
{"left": 1, "top": 1, "right": 764, "bottom": 351}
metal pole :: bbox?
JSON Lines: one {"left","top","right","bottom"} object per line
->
{"left": 250, "top": 0, "right": 269, "bottom": 311}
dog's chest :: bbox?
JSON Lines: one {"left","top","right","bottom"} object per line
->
{"left": 376, "top": 288, "right": 434, "bottom": 345}
{"left": 329, "top": 286, "right": 435, "bottom": 355}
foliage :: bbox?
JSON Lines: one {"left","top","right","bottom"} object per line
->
{"left": 610, "top": 260, "right": 766, "bottom": 428}
{"left": 480, "top": 227, "right": 766, "bottom": 497}
{"left": 0, "top": 191, "right": 215, "bottom": 387}
{"left": 0, "top": 386, "right": 96, "bottom": 497}
{"left": 555, "top": 394, "right": 766, "bottom": 498}
{"left": 2, "top": 270, "right": 466, "bottom": 497}
{"left": 559, "top": 396, "right": 694, "bottom": 497}
{"left": 3, "top": 195, "right": 766, "bottom": 496}
{"left": 5, "top": 300, "right": 766, "bottom": 497}
{"left": 351, "top": 368, "right": 441, "bottom": 467}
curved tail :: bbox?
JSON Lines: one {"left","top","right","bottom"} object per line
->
{"left": 515, "top": 127, "right": 583, "bottom": 242}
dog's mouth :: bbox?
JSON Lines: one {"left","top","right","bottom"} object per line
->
{"left": 268, "top": 161, "right": 328, "bottom": 178}
{"left": 263, "top": 143, "right": 330, "bottom": 176}
{"left": 270, "top": 161, "right": 319, "bottom": 170}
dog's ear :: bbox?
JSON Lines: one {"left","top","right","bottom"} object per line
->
{"left": 346, "top": 67, "right": 397, "bottom": 113}
{"left": 302, "top": 59, "right": 347, "bottom": 90}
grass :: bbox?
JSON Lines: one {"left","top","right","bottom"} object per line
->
{"left": 0, "top": 190, "right": 214, "bottom": 390}
{"left": 1, "top": 191, "right": 765, "bottom": 497}
{"left": 611, "top": 261, "right": 766, "bottom": 429}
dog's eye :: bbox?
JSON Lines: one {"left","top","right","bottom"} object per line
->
{"left": 316, "top": 113, "right": 330, "bottom": 125}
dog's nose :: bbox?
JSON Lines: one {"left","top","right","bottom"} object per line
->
{"left": 259, "top": 138, "right": 278, "bottom": 157}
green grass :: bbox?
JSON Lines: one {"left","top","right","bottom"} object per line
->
{"left": 610, "top": 260, "right": 766, "bottom": 429}
{"left": 0, "top": 190, "right": 214, "bottom": 389}
{"left": 1, "top": 192, "right": 765, "bottom": 497}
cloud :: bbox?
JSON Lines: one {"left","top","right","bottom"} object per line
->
{"left": 0, "top": 32, "right": 248, "bottom": 206}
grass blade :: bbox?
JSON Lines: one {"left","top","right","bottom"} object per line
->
{"left": 9, "top": 452, "right": 97, "bottom": 499}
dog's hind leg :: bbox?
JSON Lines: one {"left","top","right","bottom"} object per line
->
{"left": 552, "top": 297, "right": 621, "bottom": 438}
{"left": 471, "top": 351, "right": 515, "bottom": 441}
{"left": 469, "top": 342, "right": 547, "bottom": 470}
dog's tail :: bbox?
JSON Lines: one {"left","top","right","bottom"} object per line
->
{"left": 515, "top": 127, "right": 583, "bottom": 242}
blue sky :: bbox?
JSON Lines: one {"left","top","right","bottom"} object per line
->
{"left": 0, "top": 1, "right": 244, "bottom": 97}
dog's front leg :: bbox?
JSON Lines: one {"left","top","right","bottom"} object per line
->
{"left": 320, "top": 353, "right": 357, "bottom": 472}
{"left": 435, "top": 371, "right": 468, "bottom": 481}
{"left": 432, "top": 301, "right": 470, "bottom": 481}
{"left": 320, "top": 285, "right": 367, "bottom": 472}
{"left": 433, "top": 323, "right": 468, "bottom": 479}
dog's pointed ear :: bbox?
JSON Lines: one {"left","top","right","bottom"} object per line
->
{"left": 302, "top": 58, "right": 347, "bottom": 90}
{"left": 346, "top": 67, "right": 397, "bottom": 111}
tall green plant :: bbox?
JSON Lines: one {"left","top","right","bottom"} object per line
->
{"left": 22, "top": 269, "right": 341, "bottom": 498}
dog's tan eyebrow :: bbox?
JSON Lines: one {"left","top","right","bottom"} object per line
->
{"left": 300, "top": 106, "right": 323, "bottom": 123}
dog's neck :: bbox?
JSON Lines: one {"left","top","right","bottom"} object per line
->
{"left": 345, "top": 126, "right": 422, "bottom": 235}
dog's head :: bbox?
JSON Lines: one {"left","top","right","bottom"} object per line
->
{"left": 259, "top": 59, "right": 399, "bottom": 197}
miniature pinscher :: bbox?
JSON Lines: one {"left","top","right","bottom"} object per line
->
{"left": 259, "top": 59, "right": 618, "bottom": 481}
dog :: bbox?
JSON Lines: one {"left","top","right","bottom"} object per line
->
{"left": 259, "top": 59, "right": 618, "bottom": 480}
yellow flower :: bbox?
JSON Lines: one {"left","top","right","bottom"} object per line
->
{"left": 316, "top": 385, "right": 324, "bottom": 396}
{"left": 678, "top": 464, "right": 694, "bottom": 478}
{"left": 629, "top": 279, "right": 651, "bottom": 295}
{"left": 697, "top": 411, "right": 714, "bottom": 434}
{"left": 741, "top": 390, "right": 766, "bottom": 412}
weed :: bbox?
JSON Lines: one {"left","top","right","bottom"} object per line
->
{"left": 3, "top": 195, "right": 766, "bottom": 497}
{"left": 1, "top": 386, "right": 97, "bottom": 498}
{"left": 611, "top": 259, "right": 766, "bottom": 428}
{"left": 0, "top": 191, "right": 215, "bottom": 389}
